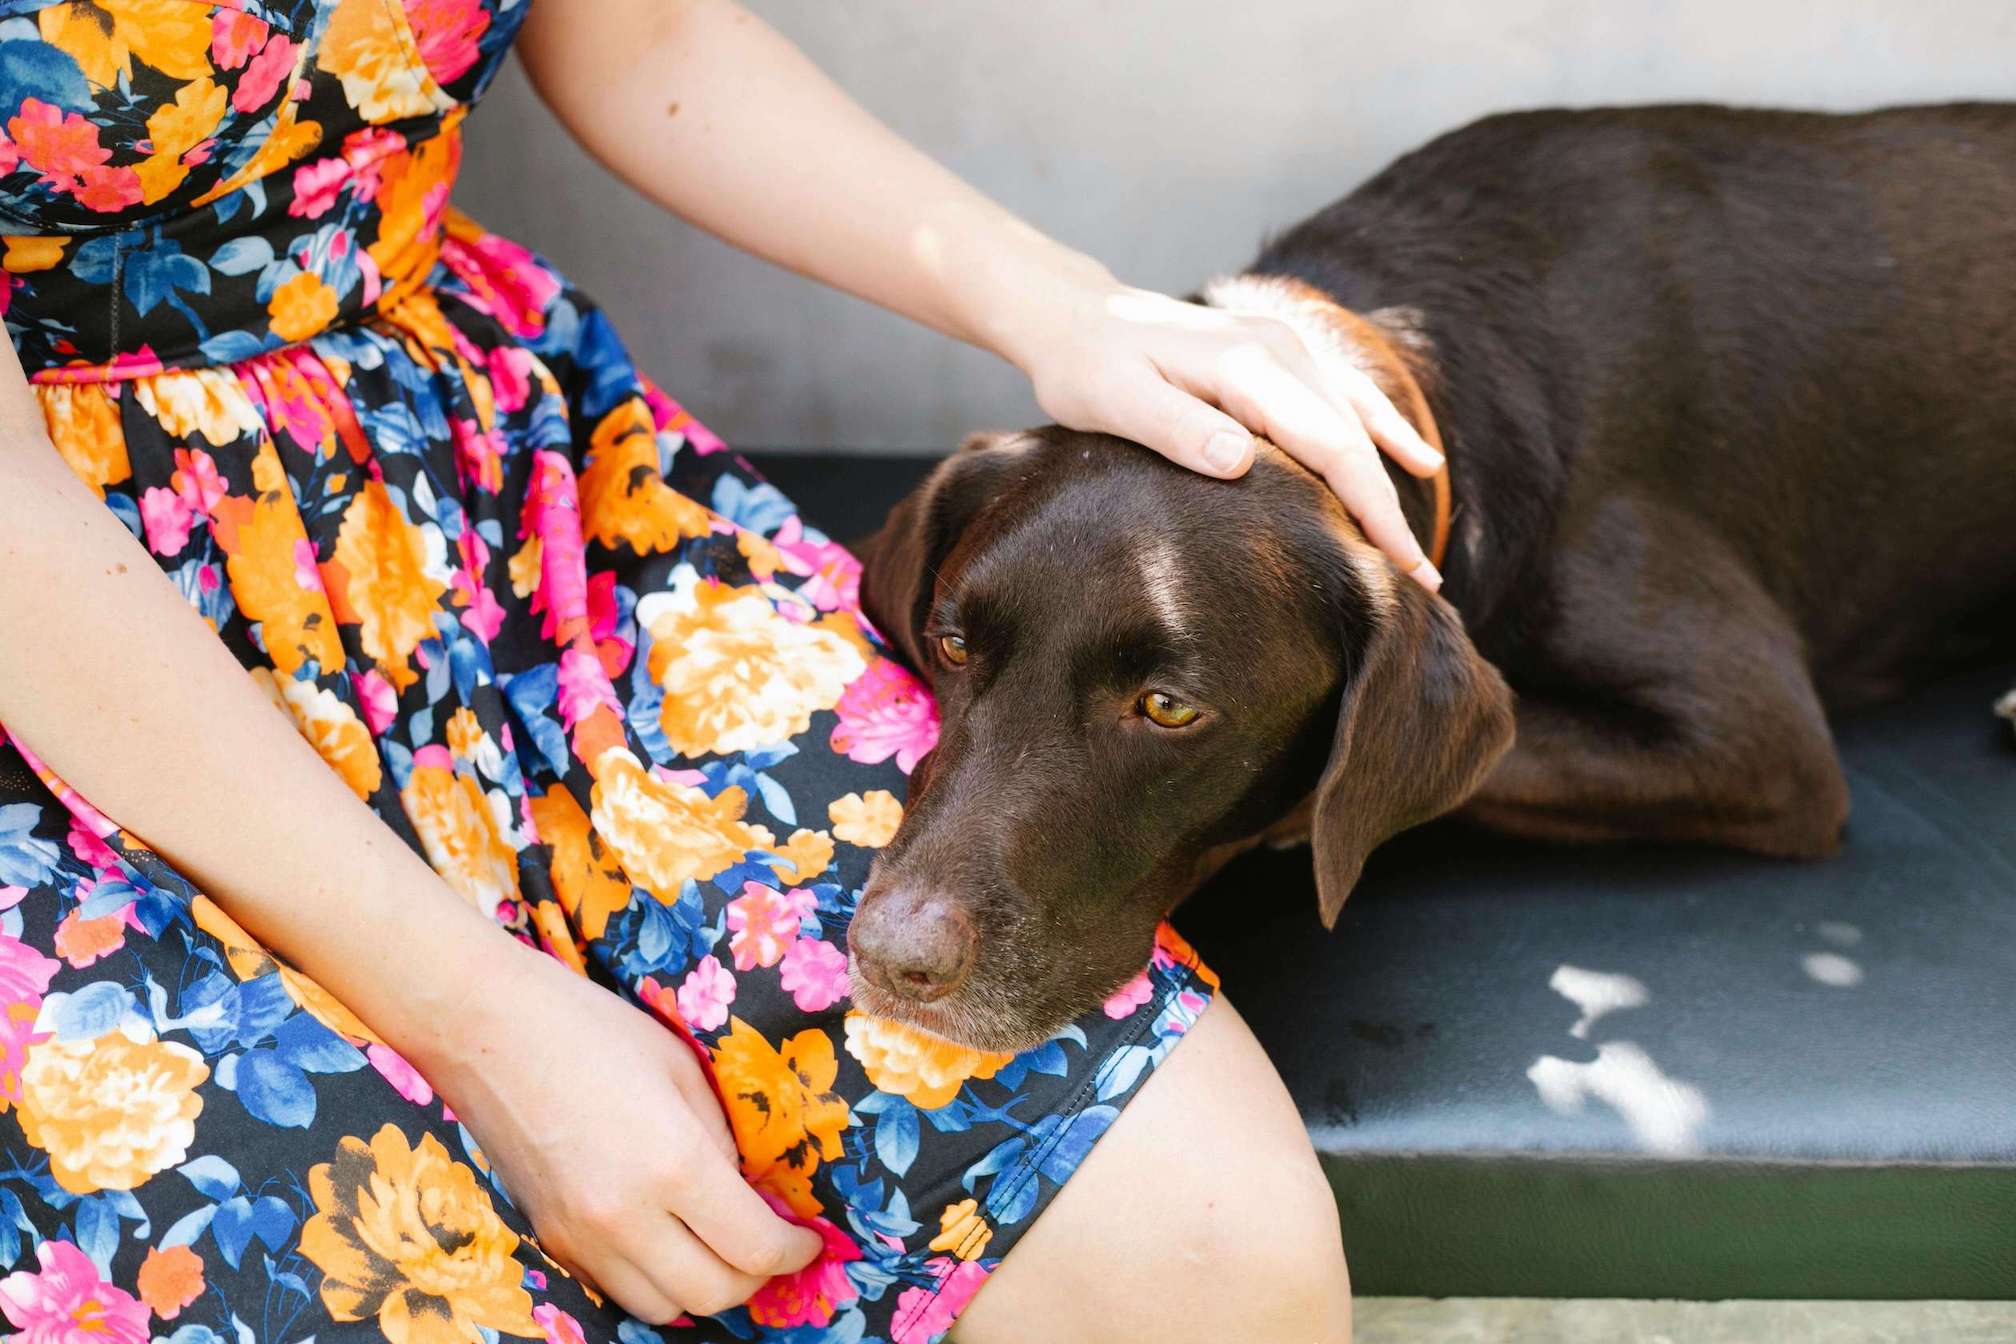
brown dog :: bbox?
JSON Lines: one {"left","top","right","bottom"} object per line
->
{"left": 852, "top": 103, "right": 2016, "bottom": 1051}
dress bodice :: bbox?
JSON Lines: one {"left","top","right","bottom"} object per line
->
{"left": 0, "top": 0, "right": 525, "bottom": 376}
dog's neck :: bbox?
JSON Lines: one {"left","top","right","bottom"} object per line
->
{"left": 1200, "top": 274, "right": 1453, "bottom": 575}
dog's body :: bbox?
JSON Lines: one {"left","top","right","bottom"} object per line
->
{"left": 851, "top": 104, "right": 2016, "bottom": 1049}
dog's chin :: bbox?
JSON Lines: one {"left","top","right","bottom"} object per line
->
{"left": 846, "top": 967, "right": 1059, "bottom": 1055}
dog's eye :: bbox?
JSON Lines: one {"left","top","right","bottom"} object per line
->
{"left": 937, "top": 634, "right": 969, "bottom": 667}
{"left": 1138, "top": 691, "right": 1201, "bottom": 729}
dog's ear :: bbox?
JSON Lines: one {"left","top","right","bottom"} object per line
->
{"left": 857, "top": 432, "right": 1034, "bottom": 670}
{"left": 1311, "top": 566, "right": 1515, "bottom": 926}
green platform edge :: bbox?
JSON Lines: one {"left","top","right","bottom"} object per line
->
{"left": 1327, "top": 1153, "right": 2016, "bottom": 1298}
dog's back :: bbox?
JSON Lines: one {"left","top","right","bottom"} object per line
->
{"left": 1253, "top": 103, "right": 2016, "bottom": 707}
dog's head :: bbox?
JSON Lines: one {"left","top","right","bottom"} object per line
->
{"left": 852, "top": 430, "right": 1513, "bottom": 1050}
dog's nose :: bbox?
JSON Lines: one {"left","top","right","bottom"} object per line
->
{"left": 848, "top": 887, "right": 978, "bottom": 1003}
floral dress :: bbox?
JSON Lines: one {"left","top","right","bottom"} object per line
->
{"left": 0, "top": 3, "right": 1218, "bottom": 1343}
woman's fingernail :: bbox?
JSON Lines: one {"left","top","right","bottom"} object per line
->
{"left": 1203, "top": 431, "right": 1249, "bottom": 472}
{"left": 1418, "top": 445, "right": 1445, "bottom": 470}
{"left": 1409, "top": 557, "right": 1443, "bottom": 591}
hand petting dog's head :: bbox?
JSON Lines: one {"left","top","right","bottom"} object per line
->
{"left": 853, "top": 430, "right": 1512, "bottom": 1051}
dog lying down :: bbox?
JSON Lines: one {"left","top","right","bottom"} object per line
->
{"left": 850, "top": 102, "right": 2016, "bottom": 1052}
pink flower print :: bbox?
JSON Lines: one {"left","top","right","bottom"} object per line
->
{"left": 582, "top": 570, "right": 633, "bottom": 679}
{"left": 291, "top": 537, "right": 326, "bottom": 593}
{"left": 0, "top": 934, "right": 59, "bottom": 1009}
{"left": 675, "top": 955, "right": 735, "bottom": 1032}
{"left": 451, "top": 415, "right": 503, "bottom": 494}
{"left": 487, "top": 344, "right": 534, "bottom": 414}
{"left": 72, "top": 165, "right": 141, "bottom": 213}
{"left": 0, "top": 1239, "right": 150, "bottom": 1344}
{"left": 532, "top": 1304, "right": 585, "bottom": 1344}
{"left": 7, "top": 100, "right": 109, "bottom": 187}
{"left": 171, "top": 448, "right": 226, "bottom": 514}
{"left": 778, "top": 937, "right": 850, "bottom": 1013}
{"left": 830, "top": 658, "right": 940, "bottom": 775}
{"left": 350, "top": 668, "right": 398, "bottom": 736}
{"left": 341, "top": 126, "right": 404, "bottom": 177}
{"left": 746, "top": 1193, "right": 863, "bottom": 1329}
{"left": 643, "top": 381, "right": 725, "bottom": 455}
{"left": 522, "top": 452, "right": 589, "bottom": 644}
{"left": 0, "top": 133, "right": 18, "bottom": 178}
{"left": 63, "top": 819, "right": 117, "bottom": 871}
{"left": 233, "top": 33, "right": 298, "bottom": 114}
{"left": 211, "top": 10, "right": 270, "bottom": 69}
{"left": 440, "top": 226, "right": 559, "bottom": 338}
{"left": 555, "top": 646, "right": 618, "bottom": 729}
{"left": 773, "top": 517, "right": 863, "bottom": 613}
{"left": 450, "top": 529, "right": 506, "bottom": 644}
{"left": 726, "top": 882, "right": 802, "bottom": 971}
{"left": 892, "top": 1258, "right": 992, "bottom": 1344}
{"left": 1102, "top": 969, "right": 1155, "bottom": 1020}
{"left": 366, "top": 1042, "right": 435, "bottom": 1105}
{"left": 289, "top": 155, "right": 351, "bottom": 219}
{"left": 406, "top": 0, "right": 493, "bottom": 85}
{"left": 139, "top": 486, "right": 195, "bottom": 556}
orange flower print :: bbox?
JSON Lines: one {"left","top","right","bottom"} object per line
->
{"left": 38, "top": 383, "right": 129, "bottom": 499}
{"left": 587, "top": 748, "right": 774, "bottom": 901}
{"left": 712, "top": 1020, "right": 850, "bottom": 1206}
{"left": 578, "top": 398, "right": 714, "bottom": 555}
{"left": 366, "top": 133, "right": 459, "bottom": 297}
{"left": 843, "top": 1014, "right": 1012, "bottom": 1111}
{"left": 828, "top": 790, "right": 903, "bottom": 848}
{"left": 770, "top": 828, "right": 835, "bottom": 886}
{"left": 267, "top": 272, "right": 341, "bottom": 343}
{"left": 526, "top": 787, "right": 634, "bottom": 941}
{"left": 15, "top": 1029, "right": 208, "bottom": 1193}
{"left": 301, "top": 1125, "right": 538, "bottom": 1344}
{"left": 51, "top": 907, "right": 126, "bottom": 969}
{"left": 36, "top": 0, "right": 213, "bottom": 87}
{"left": 209, "top": 442, "right": 346, "bottom": 676}
{"left": 192, "top": 896, "right": 382, "bottom": 1045}
{"left": 326, "top": 480, "right": 449, "bottom": 689}
{"left": 640, "top": 571, "right": 868, "bottom": 758}
{"left": 2, "top": 235, "right": 65, "bottom": 273}
{"left": 132, "top": 368, "right": 262, "bottom": 448}
{"left": 135, "top": 1245, "right": 205, "bottom": 1320}
{"left": 255, "top": 670, "right": 383, "bottom": 800}
{"left": 134, "top": 76, "right": 228, "bottom": 204}
{"left": 321, "top": 0, "right": 454, "bottom": 125}
{"left": 928, "top": 1198, "right": 994, "bottom": 1261}
{"left": 401, "top": 759, "right": 520, "bottom": 920}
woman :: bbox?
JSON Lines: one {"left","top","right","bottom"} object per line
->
{"left": 0, "top": 2, "right": 1438, "bottom": 1340}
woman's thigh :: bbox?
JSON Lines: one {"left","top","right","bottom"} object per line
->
{"left": 950, "top": 996, "right": 1352, "bottom": 1344}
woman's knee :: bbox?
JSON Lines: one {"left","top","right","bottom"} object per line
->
{"left": 952, "top": 997, "right": 1351, "bottom": 1343}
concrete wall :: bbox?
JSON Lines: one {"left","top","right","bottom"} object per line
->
{"left": 455, "top": 1, "right": 2011, "bottom": 452}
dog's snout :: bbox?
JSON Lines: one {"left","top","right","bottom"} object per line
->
{"left": 849, "top": 887, "right": 978, "bottom": 1003}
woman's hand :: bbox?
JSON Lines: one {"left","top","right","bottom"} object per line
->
{"left": 412, "top": 939, "right": 822, "bottom": 1323}
{"left": 520, "top": 0, "right": 1441, "bottom": 583}
{"left": 996, "top": 268, "right": 1448, "bottom": 589}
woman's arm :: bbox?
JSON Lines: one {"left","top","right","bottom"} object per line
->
{"left": 0, "top": 346, "right": 819, "bottom": 1321}
{"left": 518, "top": 0, "right": 1447, "bottom": 587}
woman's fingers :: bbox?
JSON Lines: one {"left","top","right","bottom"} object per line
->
{"left": 1322, "top": 360, "right": 1444, "bottom": 479}
{"left": 1201, "top": 347, "right": 1440, "bottom": 588}
{"left": 1056, "top": 365, "right": 1256, "bottom": 479}
{"left": 663, "top": 1146, "right": 824, "bottom": 1281}
{"left": 625, "top": 1218, "right": 773, "bottom": 1321}
{"left": 585, "top": 1257, "right": 685, "bottom": 1327}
